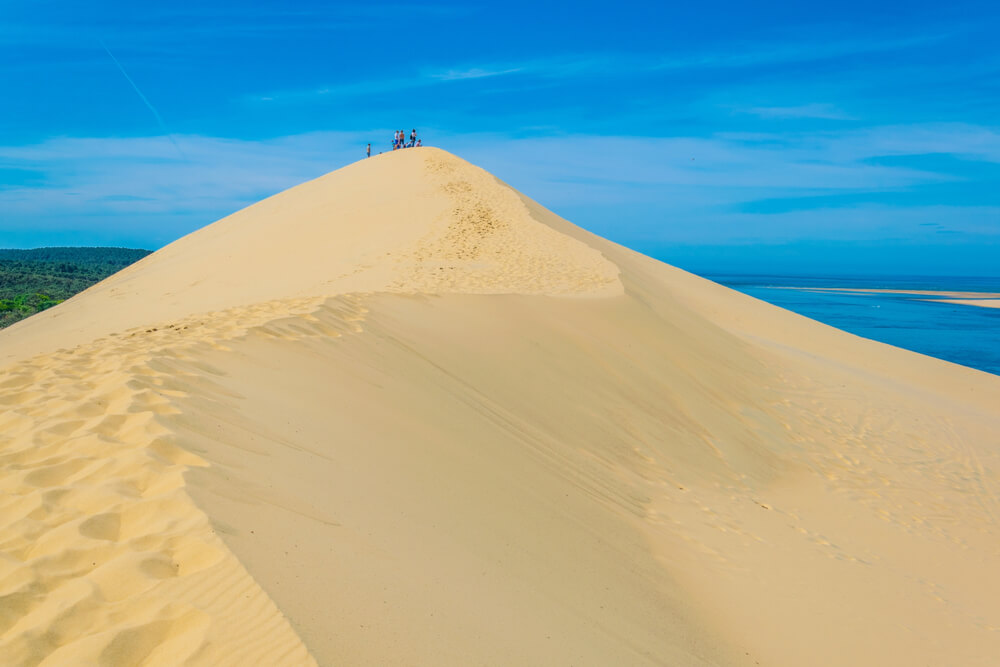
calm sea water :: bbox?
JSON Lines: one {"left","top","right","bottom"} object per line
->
{"left": 705, "top": 274, "right": 1000, "bottom": 377}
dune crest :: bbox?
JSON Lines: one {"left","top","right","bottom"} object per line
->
{"left": 0, "top": 149, "right": 622, "bottom": 665}
{"left": 2, "top": 148, "right": 999, "bottom": 665}
{"left": 0, "top": 148, "right": 620, "bottom": 368}
{"left": 387, "top": 149, "right": 621, "bottom": 295}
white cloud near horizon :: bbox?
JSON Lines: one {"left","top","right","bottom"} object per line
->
{"left": 0, "top": 132, "right": 366, "bottom": 245}
{"left": 0, "top": 123, "right": 997, "bottom": 249}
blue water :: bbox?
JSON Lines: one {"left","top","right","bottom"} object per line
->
{"left": 706, "top": 274, "right": 1000, "bottom": 377}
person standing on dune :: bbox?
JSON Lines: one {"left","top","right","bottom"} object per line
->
{"left": 410, "top": 129, "right": 417, "bottom": 147}
{"left": 366, "top": 143, "right": 371, "bottom": 158}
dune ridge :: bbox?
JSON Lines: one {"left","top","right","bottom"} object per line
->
{"left": 928, "top": 298, "right": 1000, "bottom": 309}
{"left": 0, "top": 149, "right": 619, "bottom": 369}
{"left": 0, "top": 298, "right": 323, "bottom": 665}
{"left": 0, "top": 149, "right": 623, "bottom": 665}
{"left": 1, "top": 148, "right": 999, "bottom": 665}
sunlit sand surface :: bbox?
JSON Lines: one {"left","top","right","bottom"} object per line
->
{"left": 926, "top": 298, "right": 1000, "bottom": 309}
{"left": 781, "top": 287, "right": 1000, "bottom": 299}
{"left": 2, "top": 148, "right": 998, "bottom": 665}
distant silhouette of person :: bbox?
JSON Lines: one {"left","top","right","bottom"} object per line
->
{"left": 416, "top": 139, "right": 422, "bottom": 147}
{"left": 366, "top": 143, "right": 371, "bottom": 158}
{"left": 409, "top": 129, "right": 417, "bottom": 147}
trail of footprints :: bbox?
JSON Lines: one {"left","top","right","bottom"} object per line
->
{"left": 0, "top": 295, "right": 370, "bottom": 665}
{"left": 388, "top": 153, "right": 620, "bottom": 296}
{"left": 766, "top": 373, "right": 1000, "bottom": 546}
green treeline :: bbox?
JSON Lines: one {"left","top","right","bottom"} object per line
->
{"left": 0, "top": 247, "right": 152, "bottom": 329}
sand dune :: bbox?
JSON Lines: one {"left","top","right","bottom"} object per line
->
{"left": 927, "top": 298, "right": 1000, "bottom": 309}
{"left": 786, "top": 287, "right": 1000, "bottom": 299}
{"left": 1, "top": 148, "right": 999, "bottom": 665}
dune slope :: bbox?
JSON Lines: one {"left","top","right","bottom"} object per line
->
{"left": 1, "top": 148, "right": 999, "bottom": 665}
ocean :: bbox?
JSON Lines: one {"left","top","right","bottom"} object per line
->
{"left": 706, "top": 274, "right": 1000, "bottom": 377}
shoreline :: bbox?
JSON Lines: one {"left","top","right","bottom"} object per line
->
{"left": 770, "top": 286, "right": 1000, "bottom": 299}
{"left": 924, "top": 298, "right": 1000, "bottom": 309}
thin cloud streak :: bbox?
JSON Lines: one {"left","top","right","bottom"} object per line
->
{"left": 742, "top": 104, "right": 856, "bottom": 120}
{"left": 97, "top": 38, "right": 187, "bottom": 160}
{"left": 245, "top": 30, "right": 956, "bottom": 107}
{"left": 428, "top": 67, "right": 525, "bottom": 81}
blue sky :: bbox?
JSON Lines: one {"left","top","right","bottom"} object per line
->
{"left": 1, "top": 0, "right": 999, "bottom": 275}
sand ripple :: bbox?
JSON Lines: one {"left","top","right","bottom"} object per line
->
{"left": 0, "top": 299, "right": 323, "bottom": 665}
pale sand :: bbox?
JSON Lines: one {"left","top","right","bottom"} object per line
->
{"left": 1, "top": 148, "right": 999, "bottom": 665}
{"left": 781, "top": 286, "right": 1000, "bottom": 299}
{"left": 925, "top": 298, "right": 1000, "bottom": 309}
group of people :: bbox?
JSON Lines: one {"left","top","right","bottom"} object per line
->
{"left": 366, "top": 129, "right": 423, "bottom": 158}
{"left": 393, "top": 128, "right": 420, "bottom": 150}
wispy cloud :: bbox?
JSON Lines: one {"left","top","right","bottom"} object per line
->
{"left": 436, "top": 124, "right": 1000, "bottom": 248}
{"left": 741, "top": 103, "right": 855, "bottom": 120}
{"left": 428, "top": 67, "right": 524, "bottom": 81}
{"left": 0, "top": 132, "right": 367, "bottom": 245}
{"left": 444, "top": 129, "right": 958, "bottom": 196}
{"left": 245, "top": 28, "right": 957, "bottom": 108}
{"left": 3, "top": 122, "right": 995, "bottom": 249}
{"left": 97, "top": 38, "right": 186, "bottom": 160}
{"left": 830, "top": 123, "right": 1000, "bottom": 162}
{"left": 245, "top": 59, "right": 559, "bottom": 104}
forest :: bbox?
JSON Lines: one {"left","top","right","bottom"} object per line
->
{"left": 0, "top": 247, "right": 151, "bottom": 329}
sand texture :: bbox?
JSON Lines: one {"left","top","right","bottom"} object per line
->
{"left": 784, "top": 287, "right": 1000, "bottom": 298}
{"left": 2, "top": 148, "right": 999, "bottom": 665}
{"left": 927, "top": 298, "right": 1000, "bottom": 309}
